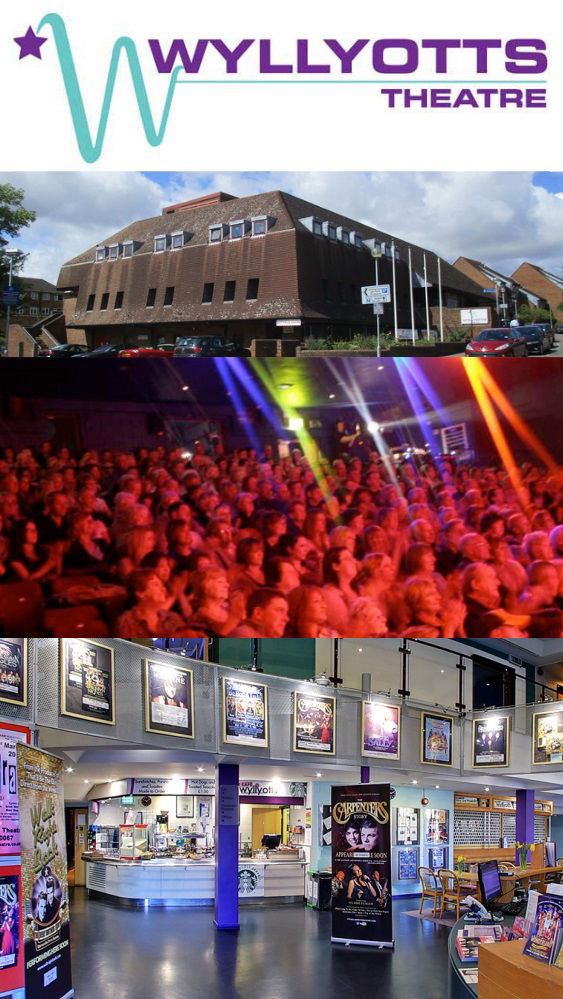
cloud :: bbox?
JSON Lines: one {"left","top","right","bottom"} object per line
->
{"left": 2, "top": 171, "right": 563, "bottom": 284}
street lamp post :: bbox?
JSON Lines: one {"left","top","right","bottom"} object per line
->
{"left": 371, "top": 245, "right": 383, "bottom": 357}
{"left": 3, "top": 249, "right": 20, "bottom": 355}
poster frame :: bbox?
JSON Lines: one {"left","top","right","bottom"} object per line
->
{"left": 59, "top": 638, "right": 115, "bottom": 726}
{"left": 143, "top": 658, "right": 195, "bottom": 740}
{"left": 292, "top": 691, "right": 336, "bottom": 755}
{"left": 420, "top": 711, "right": 454, "bottom": 767}
{"left": 0, "top": 639, "right": 28, "bottom": 707}
{"left": 471, "top": 715, "right": 510, "bottom": 768}
{"left": 361, "top": 701, "right": 401, "bottom": 761}
{"left": 532, "top": 710, "right": 563, "bottom": 766}
{"left": 222, "top": 676, "right": 269, "bottom": 748}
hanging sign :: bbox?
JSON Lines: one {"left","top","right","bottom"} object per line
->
{"left": 331, "top": 783, "right": 394, "bottom": 948}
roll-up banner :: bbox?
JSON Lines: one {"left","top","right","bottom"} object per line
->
{"left": 16, "top": 744, "right": 73, "bottom": 999}
{"left": 331, "top": 783, "right": 394, "bottom": 948}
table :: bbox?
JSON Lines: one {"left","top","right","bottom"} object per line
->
{"left": 461, "top": 865, "right": 563, "bottom": 902}
{"left": 479, "top": 938, "right": 563, "bottom": 999}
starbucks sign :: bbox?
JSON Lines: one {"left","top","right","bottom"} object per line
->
{"left": 238, "top": 864, "right": 264, "bottom": 897}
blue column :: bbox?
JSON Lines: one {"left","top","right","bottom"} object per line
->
{"left": 214, "top": 763, "right": 240, "bottom": 931}
{"left": 515, "top": 789, "right": 535, "bottom": 865}
{"left": 361, "top": 766, "right": 370, "bottom": 783}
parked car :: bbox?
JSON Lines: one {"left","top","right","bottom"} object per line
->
{"left": 118, "top": 345, "right": 175, "bottom": 357}
{"left": 174, "top": 336, "right": 251, "bottom": 357}
{"left": 464, "top": 328, "right": 528, "bottom": 357}
{"left": 73, "top": 344, "right": 127, "bottom": 357}
{"left": 38, "top": 343, "right": 89, "bottom": 357}
{"left": 532, "top": 323, "right": 555, "bottom": 347}
{"left": 518, "top": 324, "right": 552, "bottom": 354}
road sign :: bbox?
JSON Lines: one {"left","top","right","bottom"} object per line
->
{"left": 361, "top": 284, "right": 391, "bottom": 305}
{"left": 482, "top": 288, "right": 496, "bottom": 293}
{"left": 1, "top": 285, "right": 20, "bottom": 306}
{"left": 372, "top": 304, "right": 384, "bottom": 315}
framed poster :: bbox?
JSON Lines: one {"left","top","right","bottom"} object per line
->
{"left": 421, "top": 712, "right": 453, "bottom": 766}
{"left": 176, "top": 795, "right": 195, "bottom": 819}
{"left": 362, "top": 702, "right": 400, "bottom": 760}
{"left": 428, "top": 846, "right": 448, "bottom": 872}
{"left": 425, "top": 809, "right": 449, "bottom": 845}
{"left": 198, "top": 798, "right": 211, "bottom": 820}
{"left": 533, "top": 711, "right": 563, "bottom": 765}
{"left": 472, "top": 715, "right": 510, "bottom": 767}
{"left": 60, "top": 638, "right": 115, "bottom": 725}
{"left": 293, "top": 691, "right": 335, "bottom": 754}
{"left": 397, "top": 847, "right": 419, "bottom": 881}
{"left": 0, "top": 725, "right": 31, "bottom": 858}
{"left": 222, "top": 677, "right": 268, "bottom": 748}
{"left": 395, "top": 806, "right": 419, "bottom": 846}
{"left": 0, "top": 640, "right": 27, "bottom": 707}
{"left": 143, "top": 659, "right": 194, "bottom": 739}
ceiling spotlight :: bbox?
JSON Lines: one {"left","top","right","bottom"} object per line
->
{"left": 197, "top": 767, "right": 204, "bottom": 773}
{"left": 485, "top": 787, "right": 490, "bottom": 792}
{"left": 66, "top": 767, "right": 74, "bottom": 773}
{"left": 181, "top": 385, "right": 189, "bottom": 392}
{"left": 412, "top": 780, "right": 418, "bottom": 785}
{"left": 315, "top": 773, "right": 322, "bottom": 778}
{"left": 377, "top": 365, "right": 384, "bottom": 371}
{"left": 278, "top": 383, "right": 293, "bottom": 390}
{"left": 329, "top": 393, "right": 335, "bottom": 399}
{"left": 83, "top": 779, "right": 89, "bottom": 784}
{"left": 316, "top": 672, "right": 330, "bottom": 686}
{"left": 358, "top": 647, "right": 363, "bottom": 653}
{"left": 367, "top": 421, "right": 380, "bottom": 434}
{"left": 435, "top": 785, "right": 440, "bottom": 789}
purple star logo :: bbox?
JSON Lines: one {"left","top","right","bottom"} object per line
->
{"left": 14, "top": 26, "right": 47, "bottom": 60}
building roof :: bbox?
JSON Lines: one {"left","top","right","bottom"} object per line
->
{"left": 17, "top": 277, "right": 60, "bottom": 294}
{"left": 59, "top": 189, "right": 487, "bottom": 300}
{"left": 512, "top": 262, "right": 563, "bottom": 290}
{"left": 454, "top": 256, "right": 545, "bottom": 305}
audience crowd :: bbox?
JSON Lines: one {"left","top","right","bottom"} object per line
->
{"left": 0, "top": 437, "right": 562, "bottom": 638}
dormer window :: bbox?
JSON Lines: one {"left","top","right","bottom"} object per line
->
{"left": 354, "top": 234, "right": 364, "bottom": 249}
{"left": 123, "top": 241, "right": 134, "bottom": 258}
{"left": 96, "top": 246, "right": 106, "bottom": 262}
{"left": 323, "top": 222, "right": 338, "bottom": 241}
{"left": 229, "top": 221, "right": 245, "bottom": 240}
{"left": 154, "top": 234, "right": 167, "bottom": 253}
{"left": 108, "top": 244, "right": 120, "bottom": 260}
{"left": 209, "top": 225, "right": 224, "bottom": 244}
{"left": 338, "top": 228, "right": 350, "bottom": 244}
{"left": 312, "top": 219, "right": 323, "bottom": 236}
{"left": 171, "top": 231, "right": 186, "bottom": 250}
{"left": 252, "top": 217, "right": 267, "bottom": 236}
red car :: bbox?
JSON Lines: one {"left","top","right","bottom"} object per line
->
{"left": 118, "top": 345, "right": 175, "bottom": 357}
{"left": 465, "top": 328, "right": 528, "bottom": 357}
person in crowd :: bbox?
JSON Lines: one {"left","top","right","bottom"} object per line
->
{"left": 228, "top": 588, "right": 289, "bottom": 638}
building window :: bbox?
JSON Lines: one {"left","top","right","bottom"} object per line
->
{"left": 146, "top": 288, "right": 156, "bottom": 308}
{"left": 339, "top": 229, "right": 350, "bottom": 244}
{"left": 154, "top": 234, "right": 167, "bottom": 252}
{"left": 96, "top": 246, "right": 106, "bottom": 262}
{"left": 114, "top": 291, "right": 124, "bottom": 310}
{"left": 327, "top": 223, "right": 337, "bottom": 241}
{"left": 41, "top": 292, "right": 50, "bottom": 300}
{"left": 202, "top": 282, "right": 214, "bottom": 304}
{"left": 100, "top": 292, "right": 109, "bottom": 310}
{"left": 123, "top": 241, "right": 134, "bottom": 257}
{"left": 29, "top": 307, "right": 39, "bottom": 316}
{"left": 86, "top": 294, "right": 95, "bottom": 312}
{"left": 312, "top": 219, "right": 323, "bottom": 236}
{"left": 41, "top": 307, "right": 50, "bottom": 315}
{"left": 163, "top": 286, "right": 174, "bottom": 306}
{"left": 224, "top": 281, "right": 236, "bottom": 302}
{"left": 108, "top": 244, "right": 120, "bottom": 260}
{"left": 354, "top": 235, "right": 364, "bottom": 249}
{"left": 15, "top": 307, "right": 24, "bottom": 315}
{"left": 171, "top": 231, "right": 185, "bottom": 250}
{"left": 246, "top": 278, "right": 259, "bottom": 301}
{"left": 252, "top": 217, "right": 267, "bottom": 236}
{"left": 230, "top": 221, "right": 244, "bottom": 240}
{"left": 337, "top": 282, "right": 345, "bottom": 302}
{"left": 209, "top": 226, "right": 223, "bottom": 244}
{"left": 322, "top": 279, "right": 330, "bottom": 301}
{"left": 30, "top": 291, "right": 39, "bottom": 300}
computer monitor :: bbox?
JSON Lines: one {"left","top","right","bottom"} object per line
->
{"left": 261, "top": 834, "right": 281, "bottom": 850}
{"left": 477, "top": 859, "right": 502, "bottom": 907}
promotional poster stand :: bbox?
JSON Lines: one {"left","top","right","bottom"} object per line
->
{"left": 331, "top": 783, "right": 394, "bottom": 949}
{"left": 0, "top": 721, "right": 30, "bottom": 999}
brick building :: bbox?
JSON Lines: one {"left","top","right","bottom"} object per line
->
{"left": 453, "top": 257, "right": 548, "bottom": 322}
{"left": 56, "top": 190, "right": 492, "bottom": 348}
{"left": 11, "top": 277, "right": 63, "bottom": 325}
{"left": 510, "top": 262, "right": 563, "bottom": 322}
{"left": 3, "top": 277, "right": 66, "bottom": 356}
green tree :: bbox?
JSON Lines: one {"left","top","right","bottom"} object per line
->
{"left": 517, "top": 302, "right": 552, "bottom": 326}
{"left": 0, "top": 183, "right": 36, "bottom": 284}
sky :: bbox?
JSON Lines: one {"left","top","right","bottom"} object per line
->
{"left": 1, "top": 171, "right": 562, "bottom": 285}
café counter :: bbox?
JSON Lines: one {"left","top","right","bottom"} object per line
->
{"left": 83, "top": 854, "right": 306, "bottom": 907}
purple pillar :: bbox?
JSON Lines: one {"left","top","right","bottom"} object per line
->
{"left": 214, "top": 762, "right": 240, "bottom": 931}
{"left": 361, "top": 766, "right": 370, "bottom": 783}
{"left": 515, "top": 789, "right": 535, "bottom": 865}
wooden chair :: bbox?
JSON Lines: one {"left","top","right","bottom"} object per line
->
{"left": 417, "top": 866, "right": 442, "bottom": 917}
{"left": 439, "top": 869, "right": 476, "bottom": 920}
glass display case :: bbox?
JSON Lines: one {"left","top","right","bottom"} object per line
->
{"left": 119, "top": 824, "right": 148, "bottom": 859}
{"left": 94, "top": 825, "right": 119, "bottom": 856}
{"left": 395, "top": 806, "right": 419, "bottom": 845}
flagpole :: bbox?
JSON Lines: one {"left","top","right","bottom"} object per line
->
{"left": 408, "top": 247, "right": 416, "bottom": 346}
{"left": 423, "top": 253, "right": 430, "bottom": 340}
{"left": 437, "top": 255, "right": 444, "bottom": 342}
{"left": 391, "top": 242, "right": 398, "bottom": 341}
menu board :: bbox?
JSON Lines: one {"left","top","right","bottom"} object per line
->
{"left": 472, "top": 715, "right": 510, "bottom": 767}
{"left": 362, "top": 702, "right": 400, "bottom": 760}
{"left": 421, "top": 712, "right": 453, "bottom": 766}
{"left": 144, "top": 659, "right": 194, "bottom": 739}
{"left": 397, "top": 847, "right": 419, "bottom": 881}
{"left": 395, "top": 806, "right": 419, "bottom": 845}
{"left": 60, "top": 638, "right": 115, "bottom": 725}
{"left": 222, "top": 677, "right": 268, "bottom": 747}
{"left": 0, "top": 640, "right": 27, "bottom": 706}
{"left": 293, "top": 692, "right": 335, "bottom": 754}
{"left": 533, "top": 711, "right": 563, "bottom": 765}
{"left": 425, "top": 808, "right": 449, "bottom": 845}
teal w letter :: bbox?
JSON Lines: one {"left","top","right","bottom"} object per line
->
{"left": 38, "top": 13, "right": 181, "bottom": 162}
